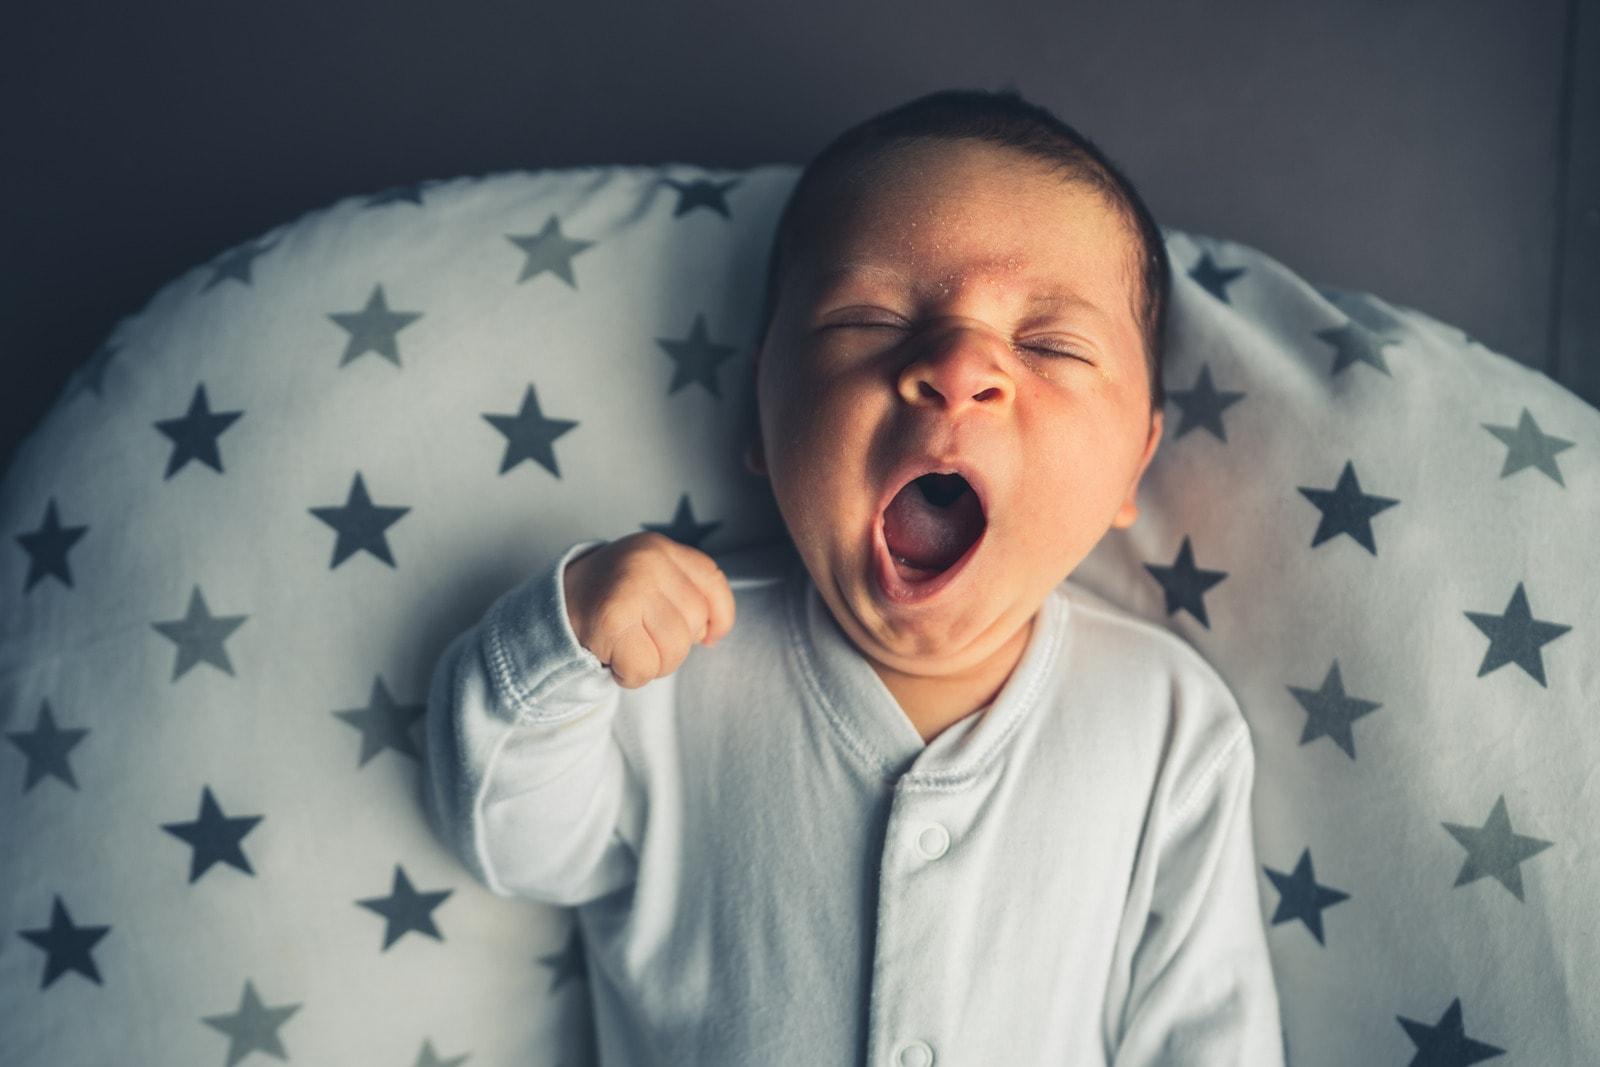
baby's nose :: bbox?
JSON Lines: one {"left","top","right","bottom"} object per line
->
{"left": 896, "top": 327, "right": 1013, "bottom": 409}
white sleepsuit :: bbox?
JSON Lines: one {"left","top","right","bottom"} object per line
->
{"left": 421, "top": 537, "right": 1287, "bottom": 1066}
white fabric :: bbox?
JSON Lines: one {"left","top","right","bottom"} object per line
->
{"left": 422, "top": 536, "right": 1286, "bottom": 1065}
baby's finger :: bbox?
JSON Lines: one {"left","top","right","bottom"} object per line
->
{"left": 640, "top": 593, "right": 695, "bottom": 677}
{"left": 670, "top": 546, "right": 735, "bottom": 645}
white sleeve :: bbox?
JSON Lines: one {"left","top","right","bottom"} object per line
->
{"left": 1109, "top": 718, "right": 1286, "bottom": 1066}
{"left": 420, "top": 537, "right": 641, "bottom": 907}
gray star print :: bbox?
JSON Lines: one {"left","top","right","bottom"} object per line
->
{"left": 658, "top": 312, "right": 739, "bottom": 396}
{"left": 202, "top": 238, "right": 278, "bottom": 291}
{"left": 412, "top": 1039, "right": 471, "bottom": 1067}
{"left": 160, "top": 785, "right": 264, "bottom": 882}
{"left": 1167, "top": 364, "right": 1246, "bottom": 441}
{"left": 507, "top": 214, "right": 596, "bottom": 287}
{"left": 1463, "top": 581, "right": 1571, "bottom": 686}
{"left": 153, "top": 383, "right": 243, "bottom": 478}
{"left": 1264, "top": 848, "right": 1350, "bottom": 945}
{"left": 643, "top": 492, "right": 721, "bottom": 548}
{"left": 482, "top": 383, "right": 579, "bottom": 477}
{"left": 18, "top": 895, "right": 110, "bottom": 988}
{"left": 201, "top": 980, "right": 301, "bottom": 1066}
{"left": 539, "top": 923, "right": 588, "bottom": 994}
{"left": 16, "top": 498, "right": 88, "bottom": 592}
{"left": 1286, "top": 659, "right": 1382, "bottom": 759}
{"left": 1396, "top": 997, "right": 1505, "bottom": 1065}
{"left": 309, "top": 472, "right": 411, "bottom": 568}
{"left": 333, "top": 675, "right": 426, "bottom": 766}
{"left": 1296, "top": 460, "right": 1400, "bottom": 554}
{"left": 1313, "top": 322, "right": 1395, "bottom": 377}
{"left": 1143, "top": 536, "right": 1228, "bottom": 628}
{"left": 1482, "top": 408, "right": 1575, "bottom": 486}
{"left": 1442, "top": 794, "right": 1553, "bottom": 901}
{"left": 151, "top": 585, "right": 249, "bottom": 680}
{"left": 6, "top": 699, "right": 89, "bottom": 792}
{"left": 327, "top": 284, "right": 424, "bottom": 367}
{"left": 1188, "top": 251, "right": 1246, "bottom": 302}
{"left": 356, "top": 865, "right": 453, "bottom": 950}
{"left": 662, "top": 176, "right": 742, "bottom": 218}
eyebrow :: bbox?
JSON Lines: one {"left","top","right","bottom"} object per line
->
{"left": 815, "top": 262, "right": 1108, "bottom": 319}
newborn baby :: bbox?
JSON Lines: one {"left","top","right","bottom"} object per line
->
{"left": 422, "top": 87, "right": 1285, "bottom": 1065}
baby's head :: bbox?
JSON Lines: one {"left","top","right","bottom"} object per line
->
{"left": 744, "top": 87, "right": 1168, "bottom": 680}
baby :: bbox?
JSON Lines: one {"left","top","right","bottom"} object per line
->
{"left": 422, "top": 87, "right": 1286, "bottom": 1065}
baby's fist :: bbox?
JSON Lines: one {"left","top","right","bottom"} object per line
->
{"left": 561, "top": 532, "right": 736, "bottom": 689}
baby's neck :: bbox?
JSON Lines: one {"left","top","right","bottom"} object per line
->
{"left": 869, "top": 613, "right": 1036, "bottom": 746}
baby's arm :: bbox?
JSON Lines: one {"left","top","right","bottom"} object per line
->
{"left": 1107, "top": 703, "right": 1286, "bottom": 1065}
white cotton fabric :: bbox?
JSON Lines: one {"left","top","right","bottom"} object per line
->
{"left": 422, "top": 537, "right": 1287, "bottom": 1066}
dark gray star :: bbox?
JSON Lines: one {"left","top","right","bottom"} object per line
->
{"left": 1143, "top": 536, "right": 1227, "bottom": 628}
{"left": 201, "top": 238, "right": 278, "bottom": 291}
{"left": 642, "top": 493, "right": 721, "bottom": 549}
{"left": 63, "top": 340, "right": 121, "bottom": 402}
{"left": 6, "top": 699, "right": 89, "bottom": 792}
{"left": 309, "top": 472, "right": 411, "bottom": 569}
{"left": 1286, "top": 659, "right": 1382, "bottom": 759}
{"left": 366, "top": 181, "right": 429, "bottom": 208}
{"left": 412, "top": 1039, "right": 470, "bottom": 1067}
{"left": 201, "top": 980, "right": 302, "bottom": 1066}
{"left": 1316, "top": 286, "right": 1407, "bottom": 336}
{"left": 1313, "top": 322, "right": 1395, "bottom": 377}
{"left": 538, "top": 923, "right": 588, "bottom": 994}
{"left": 1296, "top": 460, "right": 1400, "bottom": 554}
{"left": 17, "top": 497, "right": 88, "bottom": 593}
{"left": 662, "top": 176, "right": 742, "bottom": 218}
{"left": 161, "top": 785, "right": 264, "bottom": 882}
{"left": 507, "top": 215, "right": 595, "bottom": 287}
{"left": 151, "top": 585, "right": 249, "bottom": 680}
{"left": 1167, "top": 364, "right": 1246, "bottom": 441}
{"left": 333, "top": 675, "right": 425, "bottom": 766}
{"left": 1442, "top": 794, "right": 1553, "bottom": 902}
{"left": 18, "top": 895, "right": 111, "bottom": 988}
{"left": 482, "top": 383, "right": 579, "bottom": 477}
{"left": 1482, "top": 408, "right": 1575, "bottom": 486}
{"left": 327, "top": 284, "right": 424, "bottom": 367}
{"left": 1463, "top": 581, "right": 1571, "bottom": 686}
{"left": 356, "top": 865, "right": 453, "bottom": 950}
{"left": 154, "top": 383, "right": 243, "bottom": 478}
{"left": 1396, "top": 997, "right": 1505, "bottom": 1065}
{"left": 1188, "top": 251, "right": 1246, "bottom": 302}
{"left": 658, "top": 312, "right": 739, "bottom": 396}
{"left": 1263, "top": 848, "right": 1349, "bottom": 945}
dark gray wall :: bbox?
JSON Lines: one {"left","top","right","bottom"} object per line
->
{"left": 5, "top": 0, "right": 1596, "bottom": 472}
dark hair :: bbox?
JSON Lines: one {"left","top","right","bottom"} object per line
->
{"left": 751, "top": 86, "right": 1169, "bottom": 413}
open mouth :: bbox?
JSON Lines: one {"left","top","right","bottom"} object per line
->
{"left": 877, "top": 471, "right": 987, "bottom": 598}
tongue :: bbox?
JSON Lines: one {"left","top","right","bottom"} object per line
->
{"left": 883, "top": 477, "right": 985, "bottom": 572}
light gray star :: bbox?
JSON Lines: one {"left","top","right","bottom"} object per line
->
{"left": 1396, "top": 997, "right": 1506, "bottom": 1065}
{"left": 356, "top": 865, "right": 453, "bottom": 950}
{"left": 1313, "top": 322, "right": 1396, "bottom": 377}
{"left": 366, "top": 181, "right": 429, "bottom": 208}
{"left": 63, "top": 340, "right": 121, "bottom": 401}
{"left": 327, "top": 284, "right": 424, "bottom": 367}
{"left": 333, "top": 675, "right": 425, "bottom": 766}
{"left": 663, "top": 176, "right": 742, "bottom": 218}
{"left": 482, "top": 383, "right": 579, "bottom": 477}
{"left": 538, "top": 923, "right": 588, "bottom": 994}
{"left": 16, "top": 497, "right": 88, "bottom": 592}
{"left": 201, "top": 980, "right": 301, "bottom": 1066}
{"left": 1166, "top": 364, "right": 1246, "bottom": 441}
{"left": 1188, "top": 251, "right": 1246, "bottom": 302}
{"left": 507, "top": 215, "right": 595, "bottom": 287}
{"left": 6, "top": 699, "right": 89, "bottom": 792}
{"left": 308, "top": 472, "right": 411, "bottom": 569}
{"left": 1143, "top": 536, "right": 1227, "bottom": 629}
{"left": 1463, "top": 581, "right": 1571, "bottom": 686}
{"left": 1296, "top": 460, "right": 1400, "bottom": 554}
{"left": 642, "top": 493, "right": 721, "bottom": 549}
{"left": 1482, "top": 408, "right": 1575, "bottom": 486}
{"left": 1286, "top": 660, "right": 1382, "bottom": 759}
{"left": 412, "top": 1038, "right": 470, "bottom": 1067}
{"left": 1263, "top": 848, "right": 1349, "bottom": 945}
{"left": 1443, "top": 794, "right": 1553, "bottom": 902}
{"left": 657, "top": 313, "right": 739, "bottom": 396}
{"left": 202, "top": 238, "right": 278, "bottom": 291}
{"left": 151, "top": 585, "right": 249, "bottom": 680}
{"left": 153, "top": 383, "right": 243, "bottom": 478}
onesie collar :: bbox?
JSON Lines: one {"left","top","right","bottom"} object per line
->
{"left": 784, "top": 553, "right": 1070, "bottom": 787}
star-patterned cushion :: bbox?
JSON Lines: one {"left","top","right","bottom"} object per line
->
{"left": 2, "top": 164, "right": 1596, "bottom": 1066}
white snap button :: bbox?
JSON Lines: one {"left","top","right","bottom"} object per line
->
{"left": 916, "top": 823, "right": 950, "bottom": 859}
{"left": 895, "top": 1039, "right": 934, "bottom": 1066}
